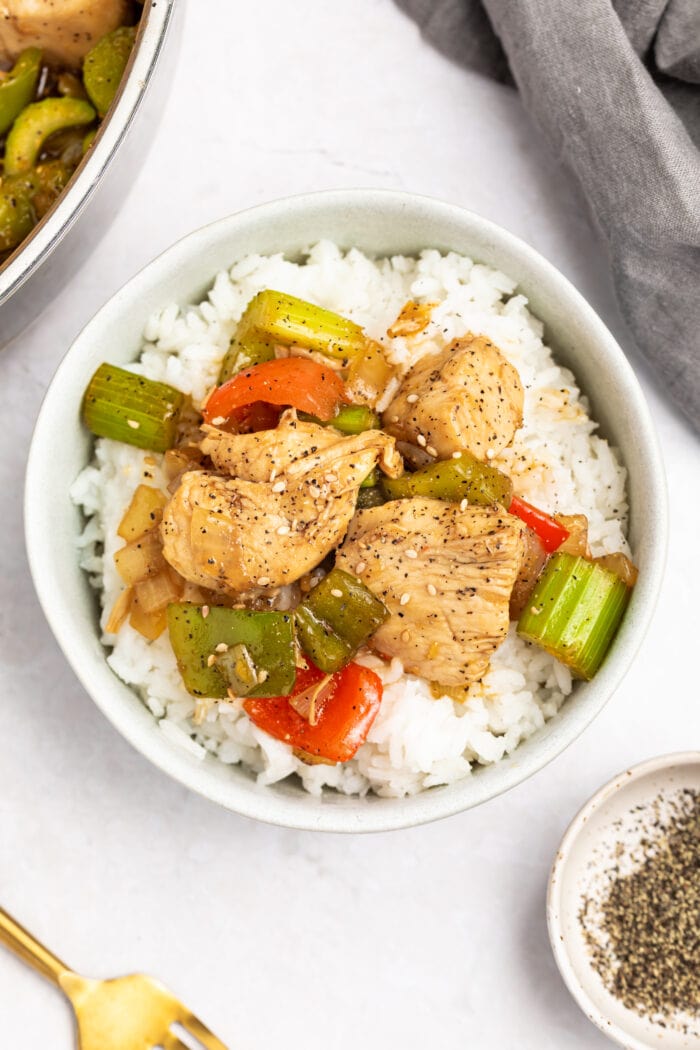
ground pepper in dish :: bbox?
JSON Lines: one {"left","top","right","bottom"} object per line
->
{"left": 579, "top": 789, "right": 700, "bottom": 1028}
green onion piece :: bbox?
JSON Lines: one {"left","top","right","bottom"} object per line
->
{"left": 356, "top": 486, "right": 387, "bottom": 509}
{"left": 381, "top": 452, "right": 513, "bottom": 507}
{"left": 295, "top": 568, "right": 389, "bottom": 673}
{"left": 4, "top": 97, "right": 96, "bottom": 175}
{"left": 0, "top": 48, "right": 42, "bottom": 137}
{"left": 82, "top": 363, "right": 185, "bottom": 453}
{"left": 299, "top": 403, "right": 381, "bottom": 435}
{"left": 83, "top": 26, "right": 136, "bottom": 117}
{"left": 167, "top": 604, "right": 296, "bottom": 698}
{"left": 219, "top": 289, "right": 367, "bottom": 382}
{"left": 517, "top": 553, "right": 630, "bottom": 680}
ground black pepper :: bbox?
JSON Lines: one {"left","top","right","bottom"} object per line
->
{"left": 579, "top": 788, "right": 700, "bottom": 1030}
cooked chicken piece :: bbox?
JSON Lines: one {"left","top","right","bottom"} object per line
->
{"left": 200, "top": 410, "right": 401, "bottom": 483}
{"left": 0, "top": 0, "right": 129, "bottom": 68}
{"left": 161, "top": 413, "right": 402, "bottom": 595}
{"left": 383, "top": 334, "right": 524, "bottom": 461}
{"left": 335, "top": 498, "right": 525, "bottom": 685}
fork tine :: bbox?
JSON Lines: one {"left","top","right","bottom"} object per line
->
{"left": 179, "top": 1011, "right": 229, "bottom": 1050}
{"left": 159, "top": 1033, "right": 191, "bottom": 1050}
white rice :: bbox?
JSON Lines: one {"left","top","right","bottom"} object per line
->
{"left": 71, "top": 241, "right": 630, "bottom": 798}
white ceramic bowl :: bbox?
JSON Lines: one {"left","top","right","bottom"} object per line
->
{"left": 547, "top": 753, "right": 700, "bottom": 1048}
{"left": 24, "top": 190, "right": 667, "bottom": 832}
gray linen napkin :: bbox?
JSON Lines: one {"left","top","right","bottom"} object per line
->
{"left": 395, "top": 0, "right": 700, "bottom": 432}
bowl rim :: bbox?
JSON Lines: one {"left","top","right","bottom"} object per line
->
{"left": 546, "top": 751, "right": 700, "bottom": 1049}
{"left": 24, "top": 188, "right": 668, "bottom": 832}
{"left": 0, "top": 0, "right": 176, "bottom": 309}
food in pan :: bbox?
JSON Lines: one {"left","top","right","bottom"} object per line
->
{"left": 72, "top": 243, "right": 635, "bottom": 797}
{"left": 0, "top": 0, "right": 139, "bottom": 261}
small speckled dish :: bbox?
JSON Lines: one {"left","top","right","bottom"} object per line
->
{"left": 548, "top": 752, "right": 700, "bottom": 1049}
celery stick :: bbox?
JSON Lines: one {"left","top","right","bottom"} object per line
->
{"left": 83, "top": 26, "right": 136, "bottom": 117}
{"left": 517, "top": 553, "right": 630, "bottom": 679}
{"left": 82, "top": 363, "right": 185, "bottom": 453}
{"left": 4, "top": 97, "right": 95, "bottom": 175}
{"left": 219, "top": 290, "right": 367, "bottom": 382}
{"left": 0, "top": 49, "right": 41, "bottom": 136}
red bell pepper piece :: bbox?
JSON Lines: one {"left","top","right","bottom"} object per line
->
{"left": 203, "top": 358, "right": 349, "bottom": 427}
{"left": 509, "top": 494, "right": 569, "bottom": 553}
{"left": 244, "top": 661, "right": 383, "bottom": 763}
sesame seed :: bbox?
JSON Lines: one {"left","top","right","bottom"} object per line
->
{"left": 452, "top": 451, "right": 463, "bottom": 459}
{"left": 127, "top": 419, "right": 140, "bottom": 429}
{"left": 530, "top": 606, "right": 542, "bottom": 616}
{"left": 426, "top": 445, "right": 438, "bottom": 457}
{"left": 400, "top": 592, "right": 410, "bottom": 605}
{"left": 416, "top": 434, "right": 427, "bottom": 447}
{"left": 330, "top": 588, "right": 343, "bottom": 598}
{"left": 215, "top": 642, "right": 229, "bottom": 653}
{"left": 201, "top": 605, "right": 210, "bottom": 618}
{"left": 325, "top": 473, "right": 338, "bottom": 483}
{"left": 405, "top": 548, "right": 418, "bottom": 559}
{"left": 486, "top": 448, "right": 496, "bottom": 459}
{"left": 309, "top": 485, "right": 322, "bottom": 498}
{"left": 277, "top": 524, "right": 291, "bottom": 535}
{"left": 258, "top": 576, "right": 271, "bottom": 587}
{"left": 355, "top": 561, "right": 367, "bottom": 574}
{"left": 207, "top": 654, "right": 216, "bottom": 667}
{"left": 406, "top": 393, "right": 419, "bottom": 403}
{"left": 272, "top": 481, "right": 286, "bottom": 493}
{"left": 401, "top": 629, "right": 410, "bottom": 643}
{"left": 460, "top": 498, "right": 468, "bottom": 511}
{"left": 211, "top": 416, "right": 226, "bottom": 426}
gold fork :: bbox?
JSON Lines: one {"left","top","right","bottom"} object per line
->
{"left": 0, "top": 907, "right": 228, "bottom": 1050}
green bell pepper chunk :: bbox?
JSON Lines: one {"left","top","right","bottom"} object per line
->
{"left": 0, "top": 48, "right": 42, "bottom": 137}
{"left": 4, "top": 97, "right": 96, "bottom": 175}
{"left": 381, "top": 451, "right": 513, "bottom": 507}
{"left": 295, "top": 568, "right": 388, "bottom": 673}
{"left": 83, "top": 26, "right": 137, "bottom": 118}
{"left": 167, "top": 604, "right": 296, "bottom": 698}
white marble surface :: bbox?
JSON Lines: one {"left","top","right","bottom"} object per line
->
{"left": 1, "top": 1, "right": 698, "bottom": 1047}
